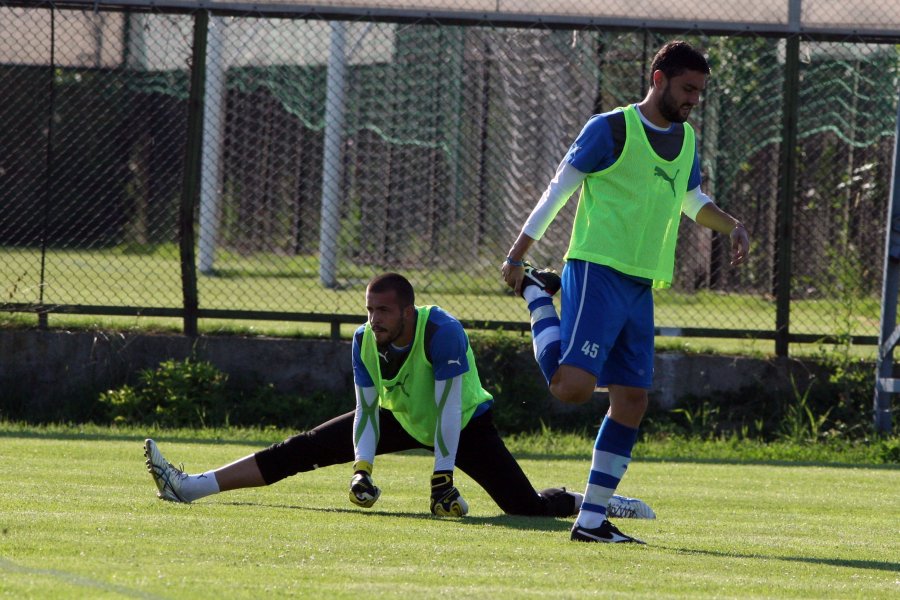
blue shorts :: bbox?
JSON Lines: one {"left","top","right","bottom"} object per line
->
{"left": 558, "top": 260, "right": 654, "bottom": 389}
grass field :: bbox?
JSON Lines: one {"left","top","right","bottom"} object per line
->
{"left": 1, "top": 245, "right": 881, "bottom": 359}
{"left": 1, "top": 425, "right": 897, "bottom": 599}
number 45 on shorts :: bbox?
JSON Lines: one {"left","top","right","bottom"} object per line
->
{"left": 581, "top": 341, "right": 599, "bottom": 358}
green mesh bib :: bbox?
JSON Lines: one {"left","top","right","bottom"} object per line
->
{"left": 360, "top": 306, "right": 491, "bottom": 446}
{"left": 565, "top": 105, "right": 695, "bottom": 288}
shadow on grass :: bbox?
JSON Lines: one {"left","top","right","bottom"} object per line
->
{"left": 663, "top": 545, "right": 900, "bottom": 574}
{"left": 218, "top": 501, "right": 570, "bottom": 532}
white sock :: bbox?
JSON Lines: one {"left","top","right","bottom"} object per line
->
{"left": 182, "top": 471, "right": 220, "bottom": 502}
{"left": 523, "top": 285, "right": 549, "bottom": 304}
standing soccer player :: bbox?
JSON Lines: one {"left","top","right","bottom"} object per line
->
{"left": 500, "top": 40, "right": 750, "bottom": 543}
{"left": 145, "top": 273, "right": 655, "bottom": 520}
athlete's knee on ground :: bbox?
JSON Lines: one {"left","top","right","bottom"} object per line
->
{"left": 538, "top": 487, "right": 581, "bottom": 517}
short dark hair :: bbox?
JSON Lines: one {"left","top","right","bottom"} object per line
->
{"left": 367, "top": 272, "right": 415, "bottom": 307}
{"left": 650, "top": 40, "right": 710, "bottom": 83}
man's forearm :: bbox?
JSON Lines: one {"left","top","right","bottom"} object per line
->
{"left": 506, "top": 231, "right": 536, "bottom": 263}
{"left": 695, "top": 202, "right": 750, "bottom": 266}
{"left": 695, "top": 202, "right": 742, "bottom": 234}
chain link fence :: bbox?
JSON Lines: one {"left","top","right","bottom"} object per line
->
{"left": 1, "top": 1, "right": 899, "bottom": 353}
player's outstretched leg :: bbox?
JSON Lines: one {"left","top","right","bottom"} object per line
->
{"left": 540, "top": 487, "right": 655, "bottom": 520}
{"left": 144, "top": 439, "right": 220, "bottom": 503}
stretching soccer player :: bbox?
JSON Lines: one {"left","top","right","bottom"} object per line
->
{"left": 146, "top": 273, "right": 655, "bottom": 520}
{"left": 501, "top": 41, "right": 749, "bottom": 542}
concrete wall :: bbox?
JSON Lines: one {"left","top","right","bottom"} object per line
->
{"left": 0, "top": 329, "right": 828, "bottom": 420}
{"left": 0, "top": 330, "right": 353, "bottom": 415}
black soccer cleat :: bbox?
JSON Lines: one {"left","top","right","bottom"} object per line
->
{"left": 571, "top": 519, "right": 646, "bottom": 544}
{"left": 520, "top": 263, "right": 561, "bottom": 298}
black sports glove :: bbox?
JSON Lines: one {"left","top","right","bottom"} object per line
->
{"left": 349, "top": 460, "right": 381, "bottom": 508}
{"left": 429, "top": 471, "right": 469, "bottom": 517}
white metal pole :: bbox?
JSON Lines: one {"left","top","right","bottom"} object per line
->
{"left": 198, "top": 16, "right": 227, "bottom": 274}
{"left": 318, "top": 21, "right": 347, "bottom": 288}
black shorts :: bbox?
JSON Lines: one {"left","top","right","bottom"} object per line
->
{"left": 253, "top": 408, "right": 558, "bottom": 516}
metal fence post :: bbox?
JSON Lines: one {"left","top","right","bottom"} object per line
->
{"left": 37, "top": 6, "right": 56, "bottom": 331}
{"left": 774, "top": 31, "right": 801, "bottom": 357}
{"left": 873, "top": 90, "right": 900, "bottom": 435}
{"left": 178, "top": 10, "right": 209, "bottom": 337}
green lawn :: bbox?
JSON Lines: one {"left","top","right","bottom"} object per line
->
{"left": 1, "top": 425, "right": 897, "bottom": 598}
{"left": 1, "top": 245, "right": 881, "bottom": 358}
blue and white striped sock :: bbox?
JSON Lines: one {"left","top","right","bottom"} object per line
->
{"left": 524, "top": 287, "right": 561, "bottom": 385}
{"left": 576, "top": 416, "right": 639, "bottom": 529}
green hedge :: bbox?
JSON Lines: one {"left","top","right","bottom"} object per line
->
{"left": 88, "top": 332, "right": 882, "bottom": 443}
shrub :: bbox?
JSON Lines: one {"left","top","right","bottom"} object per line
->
{"left": 99, "top": 358, "right": 230, "bottom": 428}
{"left": 93, "top": 334, "right": 884, "bottom": 442}
{"left": 98, "top": 358, "right": 352, "bottom": 429}
{"left": 642, "top": 359, "right": 880, "bottom": 443}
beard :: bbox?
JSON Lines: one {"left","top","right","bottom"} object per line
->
{"left": 659, "top": 82, "right": 690, "bottom": 123}
{"left": 374, "top": 317, "right": 405, "bottom": 348}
